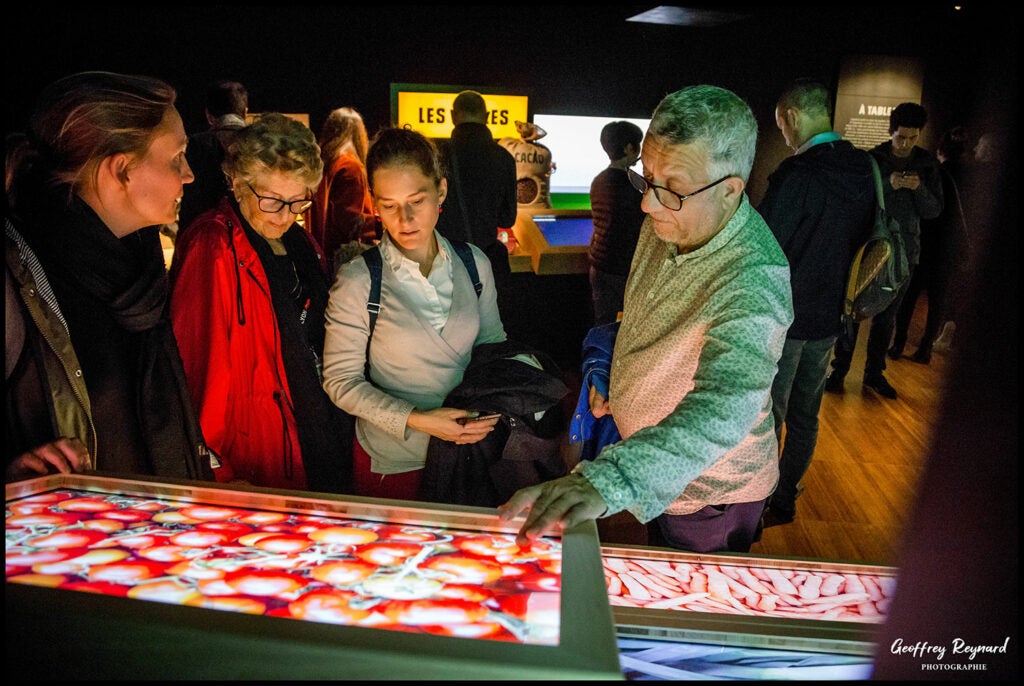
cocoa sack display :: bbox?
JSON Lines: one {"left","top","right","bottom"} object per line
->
{"left": 499, "top": 121, "right": 554, "bottom": 208}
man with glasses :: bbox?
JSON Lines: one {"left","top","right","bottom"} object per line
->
{"left": 757, "top": 79, "right": 875, "bottom": 528}
{"left": 501, "top": 85, "right": 793, "bottom": 553}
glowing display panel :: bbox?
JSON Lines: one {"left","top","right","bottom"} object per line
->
{"left": 533, "top": 216, "right": 595, "bottom": 247}
{"left": 603, "top": 554, "right": 895, "bottom": 624}
{"left": 602, "top": 545, "right": 897, "bottom": 656}
{"left": 7, "top": 488, "right": 561, "bottom": 645}
{"left": 616, "top": 637, "right": 874, "bottom": 680}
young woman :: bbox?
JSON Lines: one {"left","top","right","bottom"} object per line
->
{"left": 170, "top": 113, "right": 352, "bottom": 494}
{"left": 322, "top": 127, "right": 505, "bottom": 500}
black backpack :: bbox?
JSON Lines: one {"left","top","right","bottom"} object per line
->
{"left": 841, "top": 156, "right": 910, "bottom": 336}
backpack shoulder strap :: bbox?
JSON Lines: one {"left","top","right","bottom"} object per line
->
{"left": 362, "top": 245, "right": 383, "bottom": 336}
{"left": 450, "top": 240, "right": 482, "bottom": 298}
{"left": 361, "top": 246, "right": 383, "bottom": 380}
{"left": 868, "top": 155, "right": 886, "bottom": 209}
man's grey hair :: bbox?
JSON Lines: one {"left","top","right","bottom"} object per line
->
{"left": 648, "top": 85, "right": 758, "bottom": 183}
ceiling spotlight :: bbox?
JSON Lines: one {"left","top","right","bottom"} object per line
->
{"left": 626, "top": 6, "right": 751, "bottom": 27}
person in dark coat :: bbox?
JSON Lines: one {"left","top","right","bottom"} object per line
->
{"left": 588, "top": 121, "right": 645, "bottom": 325}
{"left": 757, "top": 79, "right": 875, "bottom": 526}
{"left": 7, "top": 71, "right": 215, "bottom": 482}
{"left": 178, "top": 80, "right": 248, "bottom": 234}
{"left": 436, "top": 90, "right": 518, "bottom": 316}
{"left": 894, "top": 126, "right": 971, "bottom": 364}
{"left": 826, "top": 102, "right": 943, "bottom": 399}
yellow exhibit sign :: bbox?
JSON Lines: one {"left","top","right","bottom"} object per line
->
{"left": 396, "top": 91, "right": 528, "bottom": 139}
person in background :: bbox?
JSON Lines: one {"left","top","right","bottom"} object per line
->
{"left": 177, "top": 79, "right": 248, "bottom": 233}
{"left": 587, "top": 120, "right": 645, "bottom": 326}
{"left": 499, "top": 85, "right": 793, "bottom": 553}
{"left": 436, "top": 90, "right": 517, "bottom": 317}
{"left": 895, "top": 126, "right": 971, "bottom": 364}
{"left": 5, "top": 70, "right": 214, "bottom": 482}
{"left": 322, "top": 127, "right": 505, "bottom": 501}
{"left": 308, "top": 106, "right": 376, "bottom": 274}
{"left": 932, "top": 128, "right": 998, "bottom": 354}
{"left": 170, "top": 113, "right": 352, "bottom": 494}
{"left": 757, "top": 79, "right": 874, "bottom": 527}
{"left": 825, "top": 102, "right": 943, "bottom": 399}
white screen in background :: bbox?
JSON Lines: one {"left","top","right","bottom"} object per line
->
{"left": 532, "top": 114, "right": 650, "bottom": 194}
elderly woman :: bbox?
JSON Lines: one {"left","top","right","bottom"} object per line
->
{"left": 170, "top": 113, "right": 351, "bottom": 493}
{"left": 6, "top": 71, "right": 213, "bottom": 482}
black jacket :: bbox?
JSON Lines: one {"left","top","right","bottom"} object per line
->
{"left": 759, "top": 138, "right": 875, "bottom": 340}
{"left": 420, "top": 340, "right": 569, "bottom": 508}
{"left": 179, "top": 123, "right": 244, "bottom": 232}
{"left": 868, "top": 142, "right": 944, "bottom": 266}
{"left": 436, "top": 122, "right": 517, "bottom": 252}
{"left": 17, "top": 190, "right": 214, "bottom": 481}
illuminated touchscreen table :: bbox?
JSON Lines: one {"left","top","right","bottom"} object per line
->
{"left": 6, "top": 474, "right": 621, "bottom": 680}
{"left": 601, "top": 545, "right": 897, "bottom": 657}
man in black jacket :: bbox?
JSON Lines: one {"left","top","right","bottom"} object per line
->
{"left": 437, "top": 91, "right": 517, "bottom": 315}
{"left": 757, "top": 79, "right": 875, "bottom": 526}
{"left": 826, "top": 102, "right": 943, "bottom": 399}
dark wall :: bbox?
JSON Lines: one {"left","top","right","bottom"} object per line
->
{"left": 3, "top": 5, "right": 1001, "bottom": 139}
{"left": 5, "top": 5, "right": 1006, "bottom": 211}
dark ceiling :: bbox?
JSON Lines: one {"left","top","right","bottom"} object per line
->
{"left": 3, "top": 3, "right": 1010, "bottom": 139}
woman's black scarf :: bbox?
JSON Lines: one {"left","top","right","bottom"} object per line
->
{"left": 235, "top": 204, "right": 352, "bottom": 494}
{"left": 21, "top": 189, "right": 214, "bottom": 481}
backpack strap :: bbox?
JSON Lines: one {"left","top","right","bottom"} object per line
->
{"left": 869, "top": 155, "right": 887, "bottom": 210}
{"left": 450, "top": 240, "right": 482, "bottom": 298}
{"left": 359, "top": 241, "right": 480, "bottom": 381}
{"left": 361, "top": 246, "right": 383, "bottom": 380}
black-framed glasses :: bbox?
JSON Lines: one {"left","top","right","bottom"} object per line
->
{"left": 626, "top": 168, "right": 730, "bottom": 211}
{"left": 247, "top": 184, "right": 313, "bottom": 214}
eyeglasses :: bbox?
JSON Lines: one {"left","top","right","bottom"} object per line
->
{"left": 626, "top": 168, "right": 731, "bottom": 211}
{"left": 247, "top": 184, "right": 313, "bottom": 214}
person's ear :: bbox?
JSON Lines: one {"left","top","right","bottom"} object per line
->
{"left": 437, "top": 176, "right": 448, "bottom": 206}
{"left": 107, "top": 153, "right": 132, "bottom": 185}
{"left": 230, "top": 178, "right": 245, "bottom": 202}
{"left": 785, "top": 108, "right": 802, "bottom": 131}
{"left": 721, "top": 175, "right": 746, "bottom": 202}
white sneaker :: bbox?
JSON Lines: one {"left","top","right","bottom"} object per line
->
{"left": 933, "top": 321, "right": 956, "bottom": 352}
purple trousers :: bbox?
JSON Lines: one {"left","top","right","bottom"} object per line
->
{"left": 649, "top": 499, "right": 767, "bottom": 553}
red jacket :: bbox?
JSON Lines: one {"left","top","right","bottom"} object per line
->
{"left": 170, "top": 198, "right": 325, "bottom": 490}
{"left": 308, "top": 153, "right": 375, "bottom": 270}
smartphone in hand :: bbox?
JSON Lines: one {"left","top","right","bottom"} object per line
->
{"left": 457, "top": 412, "right": 502, "bottom": 425}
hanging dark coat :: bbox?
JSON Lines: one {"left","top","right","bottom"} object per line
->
{"left": 420, "top": 340, "right": 569, "bottom": 508}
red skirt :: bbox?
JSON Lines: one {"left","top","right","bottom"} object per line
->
{"left": 352, "top": 436, "right": 422, "bottom": 501}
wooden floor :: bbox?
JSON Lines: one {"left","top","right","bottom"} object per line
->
{"left": 592, "top": 304, "right": 950, "bottom": 568}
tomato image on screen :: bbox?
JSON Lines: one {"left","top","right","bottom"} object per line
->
{"left": 6, "top": 488, "right": 562, "bottom": 645}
